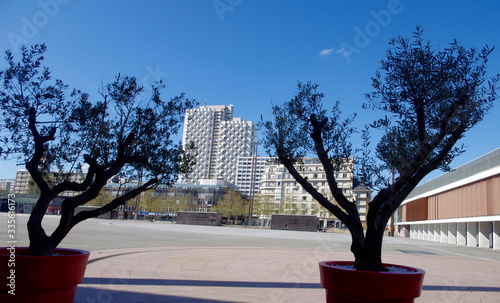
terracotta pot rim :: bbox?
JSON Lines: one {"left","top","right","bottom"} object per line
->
{"left": 319, "top": 260, "right": 425, "bottom": 275}
{"left": 319, "top": 260, "right": 426, "bottom": 300}
{"left": 0, "top": 247, "right": 90, "bottom": 257}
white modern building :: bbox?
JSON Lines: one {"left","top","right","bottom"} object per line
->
{"left": 180, "top": 105, "right": 256, "bottom": 185}
{"left": 235, "top": 156, "right": 269, "bottom": 198}
{"left": 398, "top": 148, "right": 500, "bottom": 250}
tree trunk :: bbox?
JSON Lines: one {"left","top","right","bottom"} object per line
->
{"left": 24, "top": 237, "right": 58, "bottom": 256}
{"left": 361, "top": 228, "right": 386, "bottom": 271}
{"left": 349, "top": 223, "right": 386, "bottom": 272}
{"left": 25, "top": 195, "right": 55, "bottom": 256}
{"left": 25, "top": 214, "right": 73, "bottom": 256}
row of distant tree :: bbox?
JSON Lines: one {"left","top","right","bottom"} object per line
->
{"left": 84, "top": 189, "right": 249, "bottom": 218}
{"left": 20, "top": 172, "right": 319, "bottom": 219}
{"left": 83, "top": 189, "right": 323, "bottom": 220}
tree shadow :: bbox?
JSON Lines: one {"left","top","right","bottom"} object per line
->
{"left": 76, "top": 278, "right": 322, "bottom": 302}
{"left": 87, "top": 250, "right": 161, "bottom": 265}
{"left": 423, "top": 285, "right": 500, "bottom": 292}
{"left": 81, "top": 277, "right": 322, "bottom": 289}
{"left": 74, "top": 287, "right": 238, "bottom": 303}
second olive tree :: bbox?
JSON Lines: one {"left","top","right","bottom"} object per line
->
{"left": 261, "top": 29, "right": 499, "bottom": 271}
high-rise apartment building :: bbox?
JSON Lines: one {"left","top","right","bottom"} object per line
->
{"left": 180, "top": 105, "right": 256, "bottom": 185}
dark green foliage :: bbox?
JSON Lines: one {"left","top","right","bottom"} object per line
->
{"left": 262, "top": 82, "right": 355, "bottom": 169}
{"left": 365, "top": 27, "right": 499, "bottom": 179}
{"left": 0, "top": 44, "right": 196, "bottom": 255}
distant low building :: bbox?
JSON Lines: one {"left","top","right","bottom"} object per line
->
{"left": 145, "top": 182, "right": 232, "bottom": 212}
{"left": 271, "top": 214, "right": 318, "bottom": 232}
{"left": 176, "top": 212, "right": 222, "bottom": 226}
{"left": 0, "top": 193, "right": 40, "bottom": 213}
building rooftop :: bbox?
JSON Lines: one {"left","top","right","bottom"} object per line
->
{"left": 405, "top": 148, "right": 500, "bottom": 201}
{"left": 352, "top": 182, "right": 372, "bottom": 193}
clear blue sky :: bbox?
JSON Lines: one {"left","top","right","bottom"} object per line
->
{"left": 1, "top": 0, "right": 499, "bottom": 182}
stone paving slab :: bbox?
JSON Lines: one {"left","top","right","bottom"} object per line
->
{"left": 74, "top": 247, "right": 500, "bottom": 303}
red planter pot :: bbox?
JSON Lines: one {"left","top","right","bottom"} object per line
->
{"left": 0, "top": 247, "right": 90, "bottom": 303}
{"left": 319, "top": 261, "right": 425, "bottom": 303}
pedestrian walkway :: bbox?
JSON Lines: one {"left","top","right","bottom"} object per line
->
{"left": 74, "top": 246, "right": 500, "bottom": 303}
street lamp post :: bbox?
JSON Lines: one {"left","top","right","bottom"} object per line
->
{"left": 134, "top": 169, "right": 143, "bottom": 220}
{"left": 248, "top": 141, "right": 259, "bottom": 226}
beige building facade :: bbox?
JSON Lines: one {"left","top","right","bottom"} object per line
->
{"left": 13, "top": 169, "right": 87, "bottom": 197}
{"left": 256, "top": 158, "right": 370, "bottom": 227}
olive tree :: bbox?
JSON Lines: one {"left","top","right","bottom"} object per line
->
{"left": 0, "top": 44, "right": 196, "bottom": 255}
{"left": 261, "top": 29, "right": 499, "bottom": 271}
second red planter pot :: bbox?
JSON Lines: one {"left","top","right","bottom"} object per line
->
{"left": 0, "top": 247, "right": 90, "bottom": 303}
{"left": 319, "top": 261, "right": 425, "bottom": 303}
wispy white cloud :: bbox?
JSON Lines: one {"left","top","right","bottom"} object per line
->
{"left": 319, "top": 48, "right": 334, "bottom": 56}
{"left": 336, "top": 48, "right": 350, "bottom": 57}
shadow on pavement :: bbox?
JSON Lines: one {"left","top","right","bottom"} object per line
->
{"left": 75, "top": 287, "right": 237, "bottom": 303}
{"left": 81, "top": 277, "right": 322, "bottom": 289}
{"left": 87, "top": 248, "right": 174, "bottom": 265}
{"left": 423, "top": 285, "right": 500, "bottom": 292}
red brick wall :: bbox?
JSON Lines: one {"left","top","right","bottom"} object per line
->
{"left": 403, "top": 197, "right": 428, "bottom": 221}
{"left": 427, "top": 175, "right": 500, "bottom": 220}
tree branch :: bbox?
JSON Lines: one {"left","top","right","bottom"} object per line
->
{"left": 118, "top": 132, "right": 135, "bottom": 159}
{"left": 279, "top": 156, "right": 350, "bottom": 224}
{"left": 309, "top": 114, "right": 359, "bottom": 220}
{"left": 51, "top": 154, "right": 98, "bottom": 194}
{"left": 415, "top": 98, "right": 426, "bottom": 146}
{"left": 372, "top": 94, "right": 470, "bottom": 212}
{"left": 386, "top": 123, "right": 467, "bottom": 216}
{"left": 26, "top": 107, "right": 53, "bottom": 194}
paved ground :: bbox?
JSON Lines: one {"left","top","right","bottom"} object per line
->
{"left": 2, "top": 214, "right": 500, "bottom": 302}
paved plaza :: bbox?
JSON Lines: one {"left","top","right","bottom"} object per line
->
{"left": 2, "top": 214, "right": 500, "bottom": 302}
